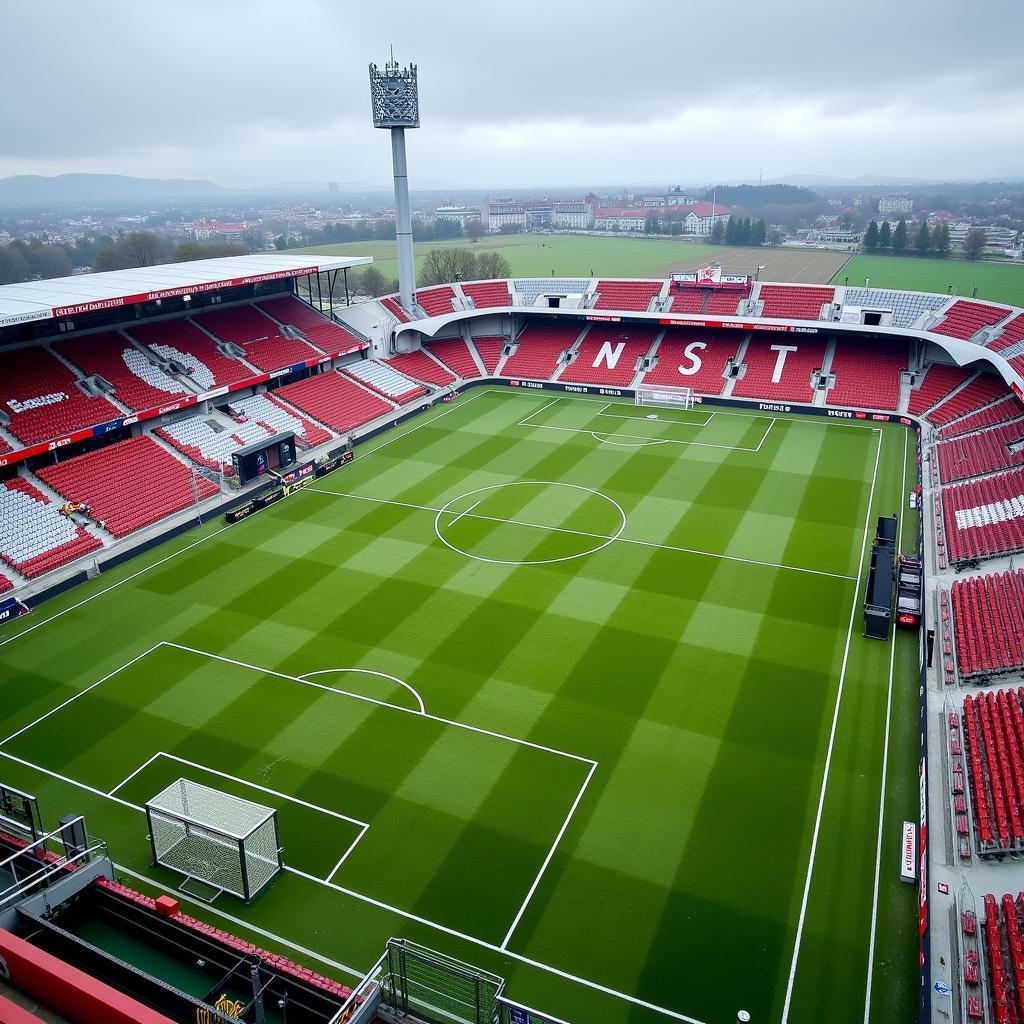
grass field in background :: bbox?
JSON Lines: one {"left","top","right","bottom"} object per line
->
{"left": 289, "top": 234, "right": 849, "bottom": 286}
{"left": 833, "top": 253, "right": 1024, "bottom": 305}
{"left": 0, "top": 390, "right": 919, "bottom": 1024}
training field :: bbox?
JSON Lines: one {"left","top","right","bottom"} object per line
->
{"left": 292, "top": 234, "right": 848, "bottom": 284}
{"left": 0, "top": 389, "right": 920, "bottom": 1024}
{"left": 834, "top": 253, "right": 1024, "bottom": 306}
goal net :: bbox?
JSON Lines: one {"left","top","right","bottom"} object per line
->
{"left": 146, "top": 779, "right": 282, "bottom": 902}
{"left": 635, "top": 384, "right": 696, "bottom": 410}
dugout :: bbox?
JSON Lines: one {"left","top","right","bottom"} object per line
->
{"left": 863, "top": 515, "right": 898, "bottom": 640}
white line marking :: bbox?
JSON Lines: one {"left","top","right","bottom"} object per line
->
{"left": 298, "top": 668, "right": 426, "bottom": 715}
{"left": 594, "top": 408, "right": 714, "bottom": 428}
{"left": 112, "top": 864, "right": 364, "bottom": 980}
{"left": 754, "top": 417, "right": 776, "bottom": 452}
{"left": 501, "top": 760, "right": 597, "bottom": 949}
{"left": 107, "top": 752, "right": 162, "bottom": 795}
{"left": 325, "top": 823, "right": 370, "bottom": 882}
{"left": 523, "top": 420, "right": 762, "bottom": 451}
{"left": 590, "top": 432, "right": 670, "bottom": 449}
{"left": 863, "top": 427, "right": 909, "bottom": 1023}
{"left": 781, "top": 427, "right": 884, "bottom": 1024}
{"left": 0, "top": 643, "right": 164, "bottom": 747}
{"left": 306, "top": 487, "right": 856, "bottom": 581}
{"left": 0, "top": 749, "right": 142, "bottom": 812}
{"left": 446, "top": 498, "right": 482, "bottom": 530}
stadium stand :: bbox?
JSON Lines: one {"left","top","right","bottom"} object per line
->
{"left": 462, "top": 281, "right": 511, "bottom": 308}
{"left": 981, "top": 892, "right": 1024, "bottom": 1021}
{"left": 951, "top": 570, "right": 1024, "bottom": 678}
{"left": 128, "top": 319, "right": 249, "bottom": 388}
{"left": 276, "top": 372, "right": 394, "bottom": 434}
{"left": 380, "top": 296, "right": 413, "bottom": 322}
{"left": 193, "top": 304, "right": 319, "bottom": 371}
{"left": 0, "top": 574, "right": 11, "bottom": 594}
{"left": 593, "top": 280, "right": 662, "bottom": 311}
{"left": 471, "top": 336, "right": 506, "bottom": 374}
{"left": 232, "top": 392, "right": 332, "bottom": 449}
{"left": 933, "top": 300, "right": 1010, "bottom": 340}
{"left": 256, "top": 295, "right": 363, "bottom": 350}
{"left": 669, "top": 290, "right": 706, "bottom": 313}
{"left": 415, "top": 286, "right": 458, "bottom": 316}
{"left": 706, "top": 287, "right": 749, "bottom": 315}
{"left": 826, "top": 340, "right": 907, "bottom": 411}
{"left": 0, "top": 346, "right": 121, "bottom": 445}
{"left": 0, "top": 478, "right": 101, "bottom": 579}
{"left": 559, "top": 325, "right": 656, "bottom": 386}
{"left": 343, "top": 360, "right": 428, "bottom": 403}
{"left": 640, "top": 329, "right": 739, "bottom": 395}
{"left": 842, "top": 288, "right": 949, "bottom": 329}
{"left": 386, "top": 350, "right": 457, "bottom": 386}
{"left": 156, "top": 415, "right": 275, "bottom": 474}
{"left": 908, "top": 364, "right": 975, "bottom": 417}
{"left": 990, "top": 312, "right": 1024, "bottom": 351}
{"left": 425, "top": 338, "right": 480, "bottom": 378}
{"left": 941, "top": 467, "right": 1024, "bottom": 562}
{"left": 937, "top": 395, "right": 1024, "bottom": 439}
{"left": 501, "top": 322, "right": 580, "bottom": 379}
{"left": 514, "top": 279, "right": 588, "bottom": 306}
{"left": 757, "top": 284, "right": 835, "bottom": 320}
{"left": 927, "top": 373, "right": 1010, "bottom": 427}
{"left": 37, "top": 436, "right": 218, "bottom": 538}
{"left": 938, "top": 421, "right": 1024, "bottom": 482}
{"left": 54, "top": 332, "right": 188, "bottom": 412}
{"left": 731, "top": 335, "right": 827, "bottom": 403}
{"left": 962, "top": 694, "right": 1024, "bottom": 855}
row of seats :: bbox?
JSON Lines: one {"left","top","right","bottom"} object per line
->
{"left": 705, "top": 288, "right": 749, "bottom": 315}
{"left": 54, "top": 331, "right": 188, "bottom": 412}
{"left": 36, "top": 436, "right": 219, "bottom": 538}
{"left": 461, "top": 281, "right": 511, "bottom": 309}
{"left": 938, "top": 396, "right": 1024, "bottom": 439}
{"left": 0, "top": 478, "right": 101, "bottom": 579}
{"left": 231, "top": 392, "right": 332, "bottom": 449}
{"left": 934, "top": 299, "right": 1010, "bottom": 340}
{"left": 946, "top": 708, "right": 970, "bottom": 859}
{"left": 194, "top": 305, "right": 319, "bottom": 371}
{"left": 826, "top": 341, "right": 907, "bottom": 411}
{"left": 669, "top": 290, "right": 706, "bottom": 313}
{"left": 380, "top": 296, "right": 413, "bottom": 323}
{"left": 640, "top": 330, "right": 737, "bottom": 395}
{"left": 982, "top": 892, "right": 1024, "bottom": 1023}
{"left": 962, "top": 690, "right": 1024, "bottom": 854}
{"left": 731, "top": 336, "right": 827, "bottom": 403}
{"left": 593, "top": 280, "right": 662, "bottom": 311}
{"left": 424, "top": 338, "right": 480, "bottom": 378}
{"left": 927, "top": 373, "right": 1011, "bottom": 427}
{"left": 343, "top": 360, "right": 426, "bottom": 403}
{"left": 470, "top": 336, "right": 506, "bottom": 374}
{"left": 0, "top": 347, "right": 120, "bottom": 445}
{"left": 385, "top": 350, "right": 456, "bottom": 387}
{"left": 276, "top": 372, "right": 394, "bottom": 435}
{"left": 941, "top": 467, "right": 1024, "bottom": 563}
{"left": 560, "top": 325, "right": 656, "bottom": 387}
{"left": 501, "top": 322, "right": 580, "bottom": 379}
{"left": 939, "top": 421, "right": 1024, "bottom": 482}
{"left": 907, "top": 364, "right": 974, "bottom": 416}
{"left": 990, "top": 312, "right": 1024, "bottom": 353}
{"left": 156, "top": 415, "right": 274, "bottom": 475}
{"left": 951, "top": 570, "right": 1024, "bottom": 678}
{"left": 0, "top": 574, "right": 11, "bottom": 594}
{"left": 257, "top": 296, "right": 364, "bottom": 351}
{"left": 127, "top": 319, "right": 249, "bottom": 389}
{"left": 757, "top": 284, "right": 834, "bottom": 320}
{"left": 414, "top": 286, "right": 457, "bottom": 317}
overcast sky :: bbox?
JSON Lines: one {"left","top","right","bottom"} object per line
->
{"left": 3, "top": 0, "right": 1023, "bottom": 190}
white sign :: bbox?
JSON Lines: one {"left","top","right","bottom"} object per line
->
{"left": 900, "top": 821, "right": 917, "bottom": 882}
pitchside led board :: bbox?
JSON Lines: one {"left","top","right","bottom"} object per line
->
{"left": 232, "top": 432, "right": 296, "bottom": 486}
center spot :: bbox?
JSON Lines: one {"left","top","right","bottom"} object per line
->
{"left": 433, "top": 481, "right": 627, "bottom": 565}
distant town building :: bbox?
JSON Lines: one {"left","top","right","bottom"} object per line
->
{"left": 435, "top": 204, "right": 482, "bottom": 226}
{"left": 878, "top": 196, "right": 913, "bottom": 214}
{"left": 327, "top": 182, "right": 339, "bottom": 194}
{"left": 185, "top": 220, "right": 256, "bottom": 241}
{"left": 593, "top": 202, "right": 730, "bottom": 236}
{"left": 484, "top": 197, "right": 596, "bottom": 232}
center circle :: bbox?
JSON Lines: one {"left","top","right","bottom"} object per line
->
{"left": 433, "top": 481, "right": 627, "bottom": 566}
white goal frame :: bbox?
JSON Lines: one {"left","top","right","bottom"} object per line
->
{"left": 634, "top": 384, "right": 697, "bottom": 410}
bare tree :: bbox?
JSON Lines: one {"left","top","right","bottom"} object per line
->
{"left": 964, "top": 227, "right": 987, "bottom": 261}
{"left": 474, "top": 252, "right": 511, "bottom": 280}
{"left": 241, "top": 223, "right": 266, "bottom": 254}
{"left": 420, "top": 247, "right": 477, "bottom": 286}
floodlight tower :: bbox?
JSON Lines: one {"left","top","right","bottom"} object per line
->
{"left": 369, "top": 55, "right": 420, "bottom": 312}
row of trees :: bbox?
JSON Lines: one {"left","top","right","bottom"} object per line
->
{"left": 863, "top": 219, "right": 971, "bottom": 258}
{"left": 283, "top": 216, "right": 488, "bottom": 252}
{"left": 710, "top": 216, "right": 769, "bottom": 246}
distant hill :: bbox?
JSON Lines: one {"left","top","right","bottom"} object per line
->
{"left": 0, "top": 173, "right": 229, "bottom": 204}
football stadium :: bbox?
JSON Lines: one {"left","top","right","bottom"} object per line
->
{"left": 1, "top": 60, "right": 1024, "bottom": 1024}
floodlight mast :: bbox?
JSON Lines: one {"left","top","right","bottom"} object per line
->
{"left": 369, "top": 57, "right": 420, "bottom": 312}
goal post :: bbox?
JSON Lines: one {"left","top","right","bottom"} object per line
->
{"left": 635, "top": 384, "right": 696, "bottom": 410}
{"left": 146, "top": 779, "right": 282, "bottom": 902}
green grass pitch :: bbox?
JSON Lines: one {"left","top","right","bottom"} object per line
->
{"left": 0, "top": 389, "right": 922, "bottom": 1024}
{"left": 834, "top": 252, "right": 1024, "bottom": 306}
